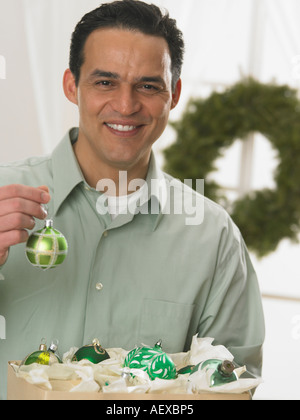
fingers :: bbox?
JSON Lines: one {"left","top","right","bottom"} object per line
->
{"left": 0, "top": 184, "right": 51, "bottom": 266}
{"left": 0, "top": 213, "right": 36, "bottom": 233}
{"left": 38, "top": 185, "right": 50, "bottom": 195}
{"left": 0, "top": 197, "right": 48, "bottom": 219}
{"left": 0, "top": 184, "right": 50, "bottom": 204}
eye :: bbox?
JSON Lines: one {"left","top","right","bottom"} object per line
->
{"left": 95, "top": 80, "right": 113, "bottom": 87}
{"left": 143, "top": 84, "right": 156, "bottom": 90}
{"left": 143, "top": 84, "right": 159, "bottom": 90}
{"left": 138, "top": 84, "right": 161, "bottom": 94}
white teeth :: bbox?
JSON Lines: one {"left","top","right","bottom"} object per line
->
{"left": 106, "top": 123, "right": 137, "bottom": 132}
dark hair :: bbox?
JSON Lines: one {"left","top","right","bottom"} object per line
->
{"left": 69, "top": 0, "right": 185, "bottom": 91}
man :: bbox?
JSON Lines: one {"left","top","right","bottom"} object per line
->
{"left": 0, "top": 0, "right": 264, "bottom": 399}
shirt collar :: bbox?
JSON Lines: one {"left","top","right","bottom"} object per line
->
{"left": 51, "top": 128, "right": 84, "bottom": 216}
{"left": 51, "top": 127, "right": 168, "bottom": 217}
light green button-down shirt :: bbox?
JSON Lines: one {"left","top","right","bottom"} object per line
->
{"left": 0, "top": 128, "right": 265, "bottom": 399}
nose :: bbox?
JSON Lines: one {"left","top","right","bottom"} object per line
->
{"left": 111, "top": 84, "right": 142, "bottom": 116}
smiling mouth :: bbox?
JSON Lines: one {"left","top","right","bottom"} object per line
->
{"left": 105, "top": 123, "right": 139, "bottom": 132}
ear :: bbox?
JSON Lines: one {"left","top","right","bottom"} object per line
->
{"left": 63, "top": 69, "right": 78, "bottom": 105}
{"left": 171, "top": 78, "right": 182, "bottom": 110}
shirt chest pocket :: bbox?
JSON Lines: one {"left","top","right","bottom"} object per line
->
{"left": 137, "top": 298, "right": 195, "bottom": 353}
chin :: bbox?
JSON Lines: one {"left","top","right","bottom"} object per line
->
{"left": 108, "top": 151, "right": 147, "bottom": 169}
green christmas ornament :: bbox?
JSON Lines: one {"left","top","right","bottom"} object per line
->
{"left": 182, "top": 359, "right": 238, "bottom": 387}
{"left": 200, "top": 359, "right": 238, "bottom": 387}
{"left": 25, "top": 219, "right": 68, "bottom": 270}
{"left": 72, "top": 339, "right": 110, "bottom": 364}
{"left": 21, "top": 339, "right": 62, "bottom": 367}
{"left": 124, "top": 340, "right": 177, "bottom": 381}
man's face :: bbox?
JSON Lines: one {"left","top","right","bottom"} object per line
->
{"left": 64, "top": 28, "right": 181, "bottom": 175}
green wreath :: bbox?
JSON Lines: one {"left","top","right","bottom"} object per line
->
{"left": 163, "top": 78, "right": 300, "bottom": 257}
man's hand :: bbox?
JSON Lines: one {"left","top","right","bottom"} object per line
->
{"left": 0, "top": 184, "right": 51, "bottom": 266}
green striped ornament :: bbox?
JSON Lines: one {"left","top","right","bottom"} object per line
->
{"left": 25, "top": 220, "right": 68, "bottom": 270}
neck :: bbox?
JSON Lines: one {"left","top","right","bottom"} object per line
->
{"left": 73, "top": 140, "right": 150, "bottom": 196}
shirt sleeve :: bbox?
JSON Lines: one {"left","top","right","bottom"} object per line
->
{"left": 197, "top": 221, "right": 265, "bottom": 379}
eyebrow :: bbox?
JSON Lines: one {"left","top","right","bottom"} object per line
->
{"left": 138, "top": 76, "right": 165, "bottom": 85}
{"left": 88, "top": 69, "right": 165, "bottom": 85}
{"left": 89, "top": 70, "right": 119, "bottom": 80}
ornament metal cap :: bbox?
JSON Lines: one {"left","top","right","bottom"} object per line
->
{"left": 48, "top": 339, "right": 59, "bottom": 352}
{"left": 39, "top": 343, "right": 47, "bottom": 352}
{"left": 38, "top": 338, "right": 47, "bottom": 352}
{"left": 155, "top": 339, "right": 162, "bottom": 348}
{"left": 220, "top": 360, "right": 235, "bottom": 376}
{"left": 45, "top": 219, "right": 53, "bottom": 228}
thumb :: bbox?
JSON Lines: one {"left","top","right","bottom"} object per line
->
{"left": 38, "top": 185, "right": 50, "bottom": 204}
{"left": 38, "top": 185, "right": 50, "bottom": 193}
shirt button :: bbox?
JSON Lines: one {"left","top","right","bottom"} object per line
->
{"left": 103, "top": 231, "right": 108, "bottom": 238}
{"left": 96, "top": 282, "right": 104, "bottom": 291}
{"left": 0, "top": 273, "right": 4, "bottom": 281}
